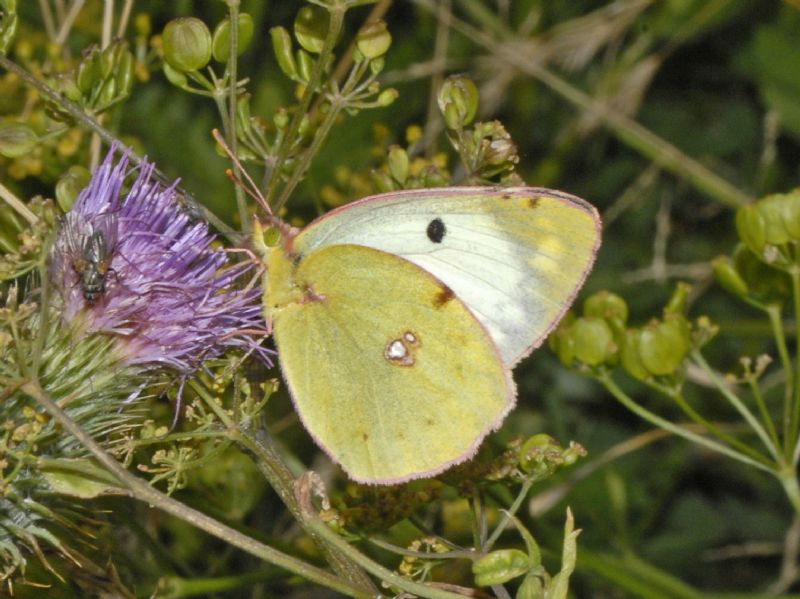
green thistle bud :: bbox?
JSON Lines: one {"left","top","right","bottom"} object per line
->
{"left": 212, "top": 13, "right": 254, "bottom": 63}
{"left": 162, "top": 17, "right": 212, "bottom": 72}
{"left": 473, "top": 549, "right": 531, "bottom": 586}
{"left": 638, "top": 316, "right": 689, "bottom": 376}
{"left": 294, "top": 6, "right": 329, "bottom": 55}
{"left": 711, "top": 256, "right": 748, "bottom": 298}
{"left": 437, "top": 75, "right": 479, "bottom": 130}
{"left": 0, "top": 123, "right": 37, "bottom": 158}
{"left": 270, "top": 27, "right": 297, "bottom": 79}
{"left": 571, "top": 317, "right": 615, "bottom": 366}
{"left": 356, "top": 20, "right": 391, "bottom": 59}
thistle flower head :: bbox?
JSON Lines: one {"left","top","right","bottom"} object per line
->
{"left": 50, "top": 148, "right": 270, "bottom": 372}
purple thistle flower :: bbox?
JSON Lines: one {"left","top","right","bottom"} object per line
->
{"left": 50, "top": 148, "right": 271, "bottom": 373}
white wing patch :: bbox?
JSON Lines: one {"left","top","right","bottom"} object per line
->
{"left": 293, "top": 187, "right": 600, "bottom": 366}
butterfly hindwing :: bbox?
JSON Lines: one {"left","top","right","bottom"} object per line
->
{"left": 267, "top": 243, "right": 514, "bottom": 484}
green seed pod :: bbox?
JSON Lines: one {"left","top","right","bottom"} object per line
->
{"left": 583, "top": 291, "right": 628, "bottom": 324}
{"left": 294, "top": 6, "right": 329, "bottom": 55}
{"left": 778, "top": 190, "right": 800, "bottom": 239}
{"left": 711, "top": 255, "right": 748, "bottom": 298}
{"left": 114, "top": 48, "right": 134, "bottom": 97}
{"left": 55, "top": 166, "right": 91, "bottom": 213}
{"left": 295, "top": 48, "right": 314, "bottom": 83}
{"left": 212, "top": 13, "right": 254, "bottom": 63}
{"left": 732, "top": 243, "right": 790, "bottom": 303}
{"left": 162, "top": 62, "right": 188, "bottom": 88}
{"left": 571, "top": 317, "right": 615, "bottom": 367}
{"left": 664, "top": 281, "right": 691, "bottom": 316}
{"left": 735, "top": 203, "right": 767, "bottom": 257}
{"left": 638, "top": 316, "right": 689, "bottom": 376}
{"left": 519, "top": 434, "right": 557, "bottom": 474}
{"left": 759, "top": 194, "right": 792, "bottom": 246}
{"left": 472, "top": 549, "right": 531, "bottom": 586}
{"left": 270, "top": 27, "right": 297, "bottom": 79}
{"left": 620, "top": 329, "right": 649, "bottom": 381}
{"left": 437, "top": 75, "right": 479, "bottom": 129}
{"left": 376, "top": 88, "right": 398, "bottom": 107}
{"left": 0, "top": 123, "right": 37, "bottom": 158}
{"left": 387, "top": 146, "right": 409, "bottom": 184}
{"left": 162, "top": 17, "right": 212, "bottom": 72}
{"left": 516, "top": 572, "right": 545, "bottom": 599}
{"left": 356, "top": 20, "right": 391, "bottom": 60}
{"left": 77, "top": 47, "right": 101, "bottom": 94}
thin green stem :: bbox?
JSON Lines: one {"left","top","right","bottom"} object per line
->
{"left": 596, "top": 370, "right": 773, "bottom": 473}
{"left": 189, "top": 380, "right": 378, "bottom": 595}
{"left": 0, "top": 180, "right": 37, "bottom": 225}
{"left": 789, "top": 269, "right": 800, "bottom": 456}
{"left": 745, "top": 368, "right": 782, "bottom": 453}
{"left": 778, "top": 466, "right": 800, "bottom": 518}
{"left": 764, "top": 303, "right": 794, "bottom": 449}
{"left": 266, "top": 5, "right": 346, "bottom": 211}
{"left": 23, "top": 380, "right": 372, "bottom": 598}
{"left": 223, "top": 0, "right": 250, "bottom": 234}
{"left": 667, "top": 388, "right": 769, "bottom": 464}
{"left": 691, "top": 350, "right": 782, "bottom": 462}
{"left": 484, "top": 478, "right": 534, "bottom": 552}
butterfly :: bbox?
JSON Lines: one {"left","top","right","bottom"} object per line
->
{"left": 259, "top": 186, "right": 601, "bottom": 484}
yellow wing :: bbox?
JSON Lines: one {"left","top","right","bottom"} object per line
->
{"left": 266, "top": 243, "right": 514, "bottom": 484}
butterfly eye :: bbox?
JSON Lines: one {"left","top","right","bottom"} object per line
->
{"left": 426, "top": 217, "right": 446, "bottom": 243}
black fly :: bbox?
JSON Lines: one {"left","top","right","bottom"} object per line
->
{"left": 72, "top": 230, "right": 111, "bottom": 302}
{"left": 61, "top": 212, "right": 116, "bottom": 303}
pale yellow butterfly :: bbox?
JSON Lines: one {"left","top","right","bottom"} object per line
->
{"left": 261, "top": 187, "right": 601, "bottom": 484}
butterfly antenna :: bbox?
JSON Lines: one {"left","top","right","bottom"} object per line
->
{"left": 212, "top": 128, "right": 273, "bottom": 217}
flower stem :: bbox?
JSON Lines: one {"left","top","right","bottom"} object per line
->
{"left": 190, "top": 380, "right": 377, "bottom": 594}
{"left": 789, "top": 268, "right": 800, "bottom": 458}
{"left": 22, "top": 379, "right": 373, "bottom": 598}
{"left": 596, "top": 370, "right": 773, "bottom": 473}
{"left": 266, "top": 4, "right": 346, "bottom": 211}
{"left": 691, "top": 350, "right": 782, "bottom": 462}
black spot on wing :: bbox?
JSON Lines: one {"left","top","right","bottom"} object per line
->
{"left": 528, "top": 195, "right": 541, "bottom": 209}
{"left": 426, "top": 217, "right": 446, "bottom": 243}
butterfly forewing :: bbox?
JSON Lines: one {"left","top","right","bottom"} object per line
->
{"left": 293, "top": 187, "right": 601, "bottom": 366}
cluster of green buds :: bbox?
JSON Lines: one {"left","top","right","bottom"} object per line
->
{"left": 46, "top": 40, "right": 134, "bottom": 119}
{"left": 713, "top": 191, "right": 800, "bottom": 306}
{"left": 472, "top": 509, "right": 578, "bottom": 598}
{"left": 0, "top": 196, "right": 57, "bottom": 280}
{"left": 550, "top": 286, "right": 715, "bottom": 382}
{"left": 518, "top": 434, "right": 586, "bottom": 480}
{"left": 438, "top": 75, "right": 521, "bottom": 185}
